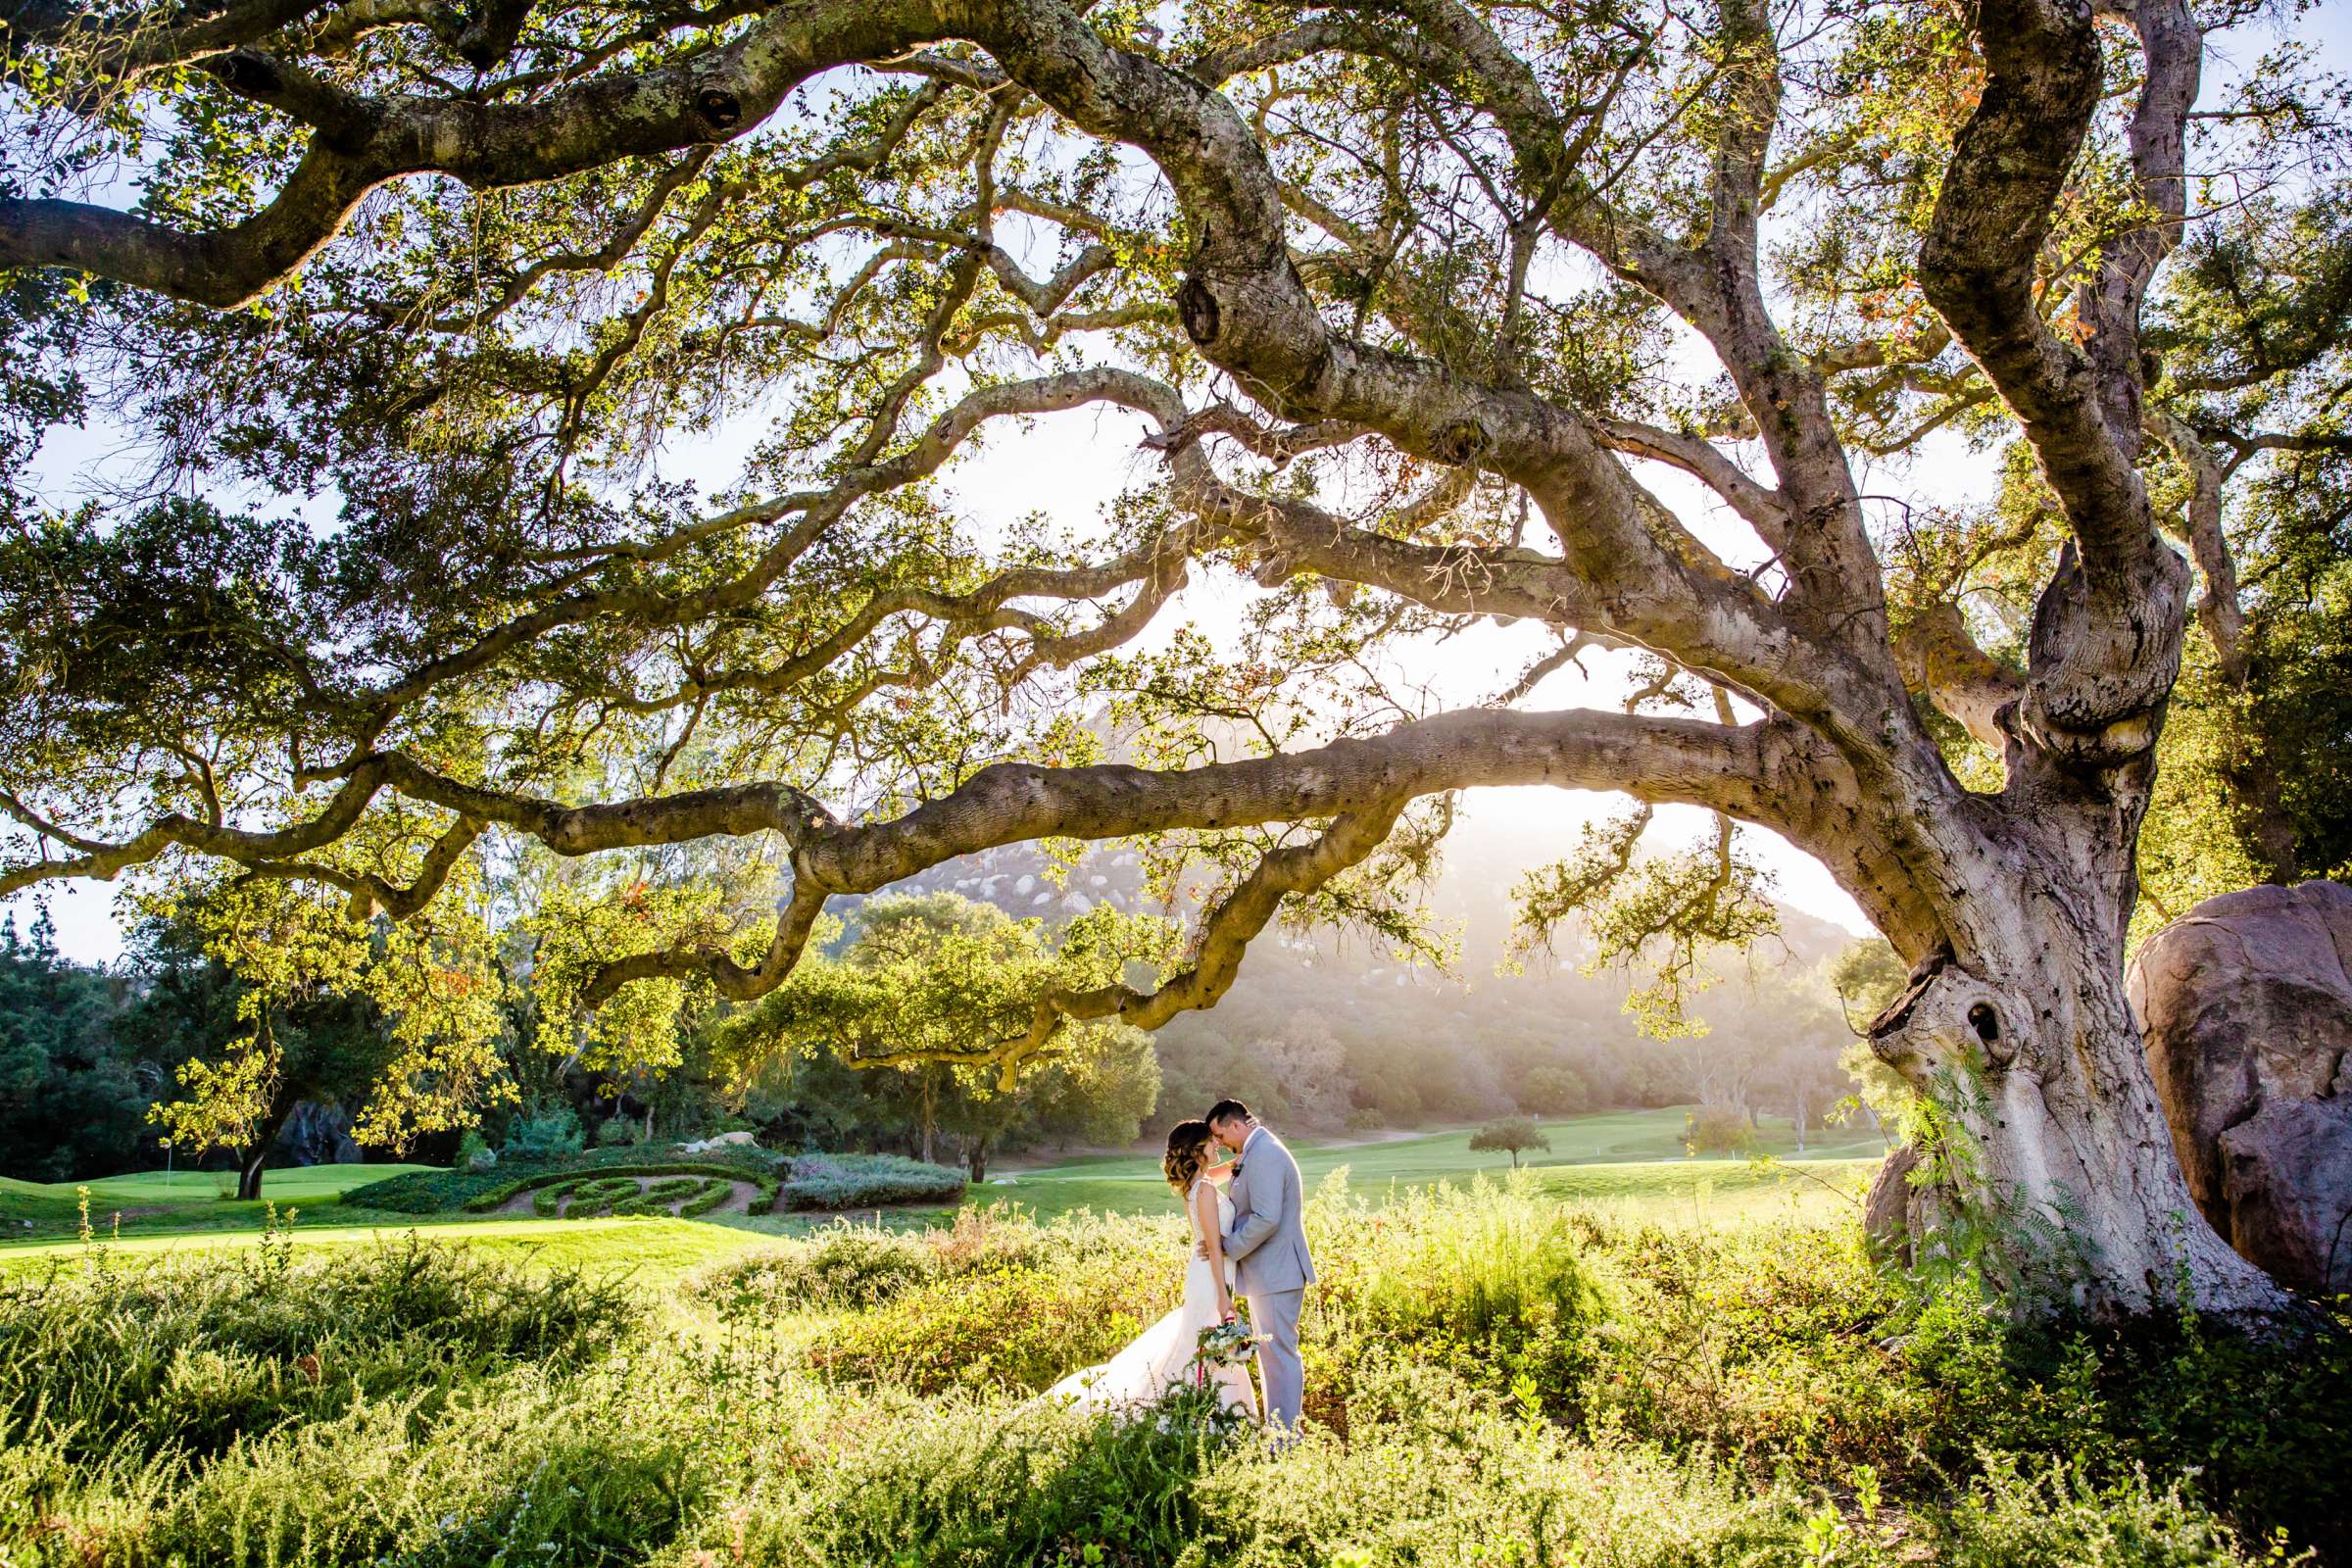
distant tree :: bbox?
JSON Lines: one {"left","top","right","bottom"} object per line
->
{"left": 1829, "top": 940, "right": 1908, "bottom": 1034}
{"left": 1826, "top": 939, "right": 1913, "bottom": 1137}
{"left": 1256, "top": 1010, "right": 1353, "bottom": 1131}
{"left": 1685, "top": 1106, "right": 1760, "bottom": 1158}
{"left": 0, "top": 907, "right": 151, "bottom": 1182}
{"left": 120, "top": 880, "right": 508, "bottom": 1199}
{"left": 1469, "top": 1116, "right": 1551, "bottom": 1171}
{"left": 1520, "top": 1063, "right": 1592, "bottom": 1118}
{"left": 1024, "top": 1027, "right": 1162, "bottom": 1150}
{"left": 710, "top": 893, "right": 1170, "bottom": 1177}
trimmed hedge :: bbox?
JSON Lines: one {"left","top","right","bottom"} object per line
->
{"left": 345, "top": 1148, "right": 960, "bottom": 1217}
{"left": 778, "top": 1153, "right": 967, "bottom": 1211}
{"left": 462, "top": 1162, "right": 782, "bottom": 1217}
{"left": 612, "top": 1177, "right": 702, "bottom": 1218}
{"left": 674, "top": 1177, "right": 736, "bottom": 1218}
{"left": 343, "top": 1145, "right": 779, "bottom": 1214}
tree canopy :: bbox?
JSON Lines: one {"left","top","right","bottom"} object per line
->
{"left": 3, "top": 0, "right": 2347, "bottom": 1311}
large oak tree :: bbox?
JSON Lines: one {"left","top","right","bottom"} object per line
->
{"left": 3, "top": 0, "right": 2341, "bottom": 1311}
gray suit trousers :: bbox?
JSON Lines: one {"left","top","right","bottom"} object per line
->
{"left": 1249, "top": 1286, "right": 1305, "bottom": 1432}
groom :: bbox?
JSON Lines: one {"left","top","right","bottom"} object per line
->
{"left": 1204, "top": 1098, "right": 1314, "bottom": 1433}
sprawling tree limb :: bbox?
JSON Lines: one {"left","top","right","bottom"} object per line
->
{"left": 1919, "top": 0, "right": 2190, "bottom": 761}
{"left": 1894, "top": 603, "right": 2023, "bottom": 751}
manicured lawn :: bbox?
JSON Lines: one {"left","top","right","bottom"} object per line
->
{"left": 0, "top": 1163, "right": 444, "bottom": 1242}
{"left": 976, "top": 1105, "right": 1886, "bottom": 1224}
{"left": 67, "top": 1163, "right": 440, "bottom": 1205}
{"left": 1, "top": 1108, "right": 1889, "bottom": 1259}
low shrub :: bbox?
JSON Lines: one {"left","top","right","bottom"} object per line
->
{"left": 556, "top": 1176, "right": 648, "bottom": 1218}
{"left": 0, "top": 1237, "right": 639, "bottom": 1462}
{"left": 596, "top": 1113, "right": 646, "bottom": 1149}
{"left": 778, "top": 1152, "right": 967, "bottom": 1211}
{"left": 673, "top": 1176, "right": 736, "bottom": 1218}
{"left": 1927, "top": 1454, "right": 2284, "bottom": 1568}
{"left": 612, "top": 1177, "right": 702, "bottom": 1217}
{"left": 502, "top": 1105, "right": 585, "bottom": 1160}
{"left": 1308, "top": 1177, "right": 1606, "bottom": 1411}
{"left": 1683, "top": 1105, "right": 1759, "bottom": 1155}
{"left": 807, "top": 1261, "right": 1171, "bottom": 1395}
{"left": 708, "top": 1227, "right": 940, "bottom": 1313}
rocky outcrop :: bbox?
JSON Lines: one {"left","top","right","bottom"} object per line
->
{"left": 2129, "top": 880, "right": 2352, "bottom": 1298}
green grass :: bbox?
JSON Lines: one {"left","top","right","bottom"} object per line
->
{"left": 0, "top": 1108, "right": 1886, "bottom": 1255}
{"left": 3, "top": 1174, "right": 2340, "bottom": 1565}
{"left": 0, "top": 1163, "right": 444, "bottom": 1243}
{"left": 978, "top": 1106, "right": 1885, "bottom": 1224}
{"left": 0, "top": 1215, "right": 774, "bottom": 1287}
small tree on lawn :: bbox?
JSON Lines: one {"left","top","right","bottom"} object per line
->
{"left": 125, "top": 879, "right": 509, "bottom": 1200}
{"left": 1470, "top": 1116, "right": 1551, "bottom": 1171}
{"left": 710, "top": 893, "right": 1170, "bottom": 1177}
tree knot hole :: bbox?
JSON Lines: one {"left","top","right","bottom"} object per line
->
{"left": 217, "top": 49, "right": 283, "bottom": 97}
{"left": 696, "top": 88, "right": 743, "bottom": 133}
{"left": 1434, "top": 419, "right": 1490, "bottom": 466}
{"left": 1178, "top": 276, "right": 1221, "bottom": 345}
{"left": 1968, "top": 1001, "right": 2016, "bottom": 1066}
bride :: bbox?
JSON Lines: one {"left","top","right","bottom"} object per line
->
{"left": 1043, "top": 1119, "right": 1260, "bottom": 1422}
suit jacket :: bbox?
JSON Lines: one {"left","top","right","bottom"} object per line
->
{"left": 1220, "top": 1126, "right": 1316, "bottom": 1295}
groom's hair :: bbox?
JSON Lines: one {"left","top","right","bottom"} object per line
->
{"left": 1205, "top": 1099, "right": 1252, "bottom": 1127}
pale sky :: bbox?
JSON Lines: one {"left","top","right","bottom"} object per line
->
{"left": 10, "top": 1, "right": 2348, "bottom": 965}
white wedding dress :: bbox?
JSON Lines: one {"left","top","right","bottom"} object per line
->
{"left": 1044, "top": 1179, "right": 1259, "bottom": 1421}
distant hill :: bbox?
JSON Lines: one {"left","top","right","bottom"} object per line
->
{"left": 859, "top": 792, "right": 1870, "bottom": 1130}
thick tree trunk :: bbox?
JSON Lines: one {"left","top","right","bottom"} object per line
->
{"left": 966, "top": 1135, "right": 989, "bottom": 1183}
{"left": 1865, "top": 821, "right": 2287, "bottom": 1317}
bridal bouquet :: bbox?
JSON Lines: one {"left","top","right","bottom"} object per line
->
{"left": 1193, "top": 1319, "right": 1261, "bottom": 1371}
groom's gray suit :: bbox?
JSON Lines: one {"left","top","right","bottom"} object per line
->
{"left": 1220, "top": 1124, "right": 1315, "bottom": 1432}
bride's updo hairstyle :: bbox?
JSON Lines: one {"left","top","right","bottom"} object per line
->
{"left": 1162, "top": 1120, "right": 1214, "bottom": 1195}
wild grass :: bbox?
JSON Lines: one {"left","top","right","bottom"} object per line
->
{"left": 2, "top": 1174, "right": 2343, "bottom": 1568}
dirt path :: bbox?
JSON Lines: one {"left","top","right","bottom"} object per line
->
{"left": 493, "top": 1174, "right": 762, "bottom": 1219}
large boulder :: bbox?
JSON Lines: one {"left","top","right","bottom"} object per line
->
{"left": 2128, "top": 879, "right": 2352, "bottom": 1297}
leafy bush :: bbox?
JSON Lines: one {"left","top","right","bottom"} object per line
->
{"left": 456, "top": 1130, "right": 496, "bottom": 1173}
{"left": 595, "top": 1113, "right": 646, "bottom": 1149}
{"left": 552, "top": 1176, "right": 645, "bottom": 1218}
{"left": 612, "top": 1177, "right": 702, "bottom": 1217}
{"left": 698, "top": 1227, "right": 940, "bottom": 1315}
{"left": 1310, "top": 1178, "right": 1604, "bottom": 1414}
{"left": 1928, "top": 1455, "right": 2281, "bottom": 1568}
{"left": 1344, "top": 1107, "right": 1386, "bottom": 1132}
{"left": 1683, "top": 1105, "right": 1759, "bottom": 1155}
{"left": 807, "top": 1261, "right": 1169, "bottom": 1395}
{"left": 778, "top": 1152, "right": 967, "bottom": 1211}
{"left": 502, "top": 1105, "right": 585, "bottom": 1160}
{"left": 673, "top": 1176, "right": 736, "bottom": 1218}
